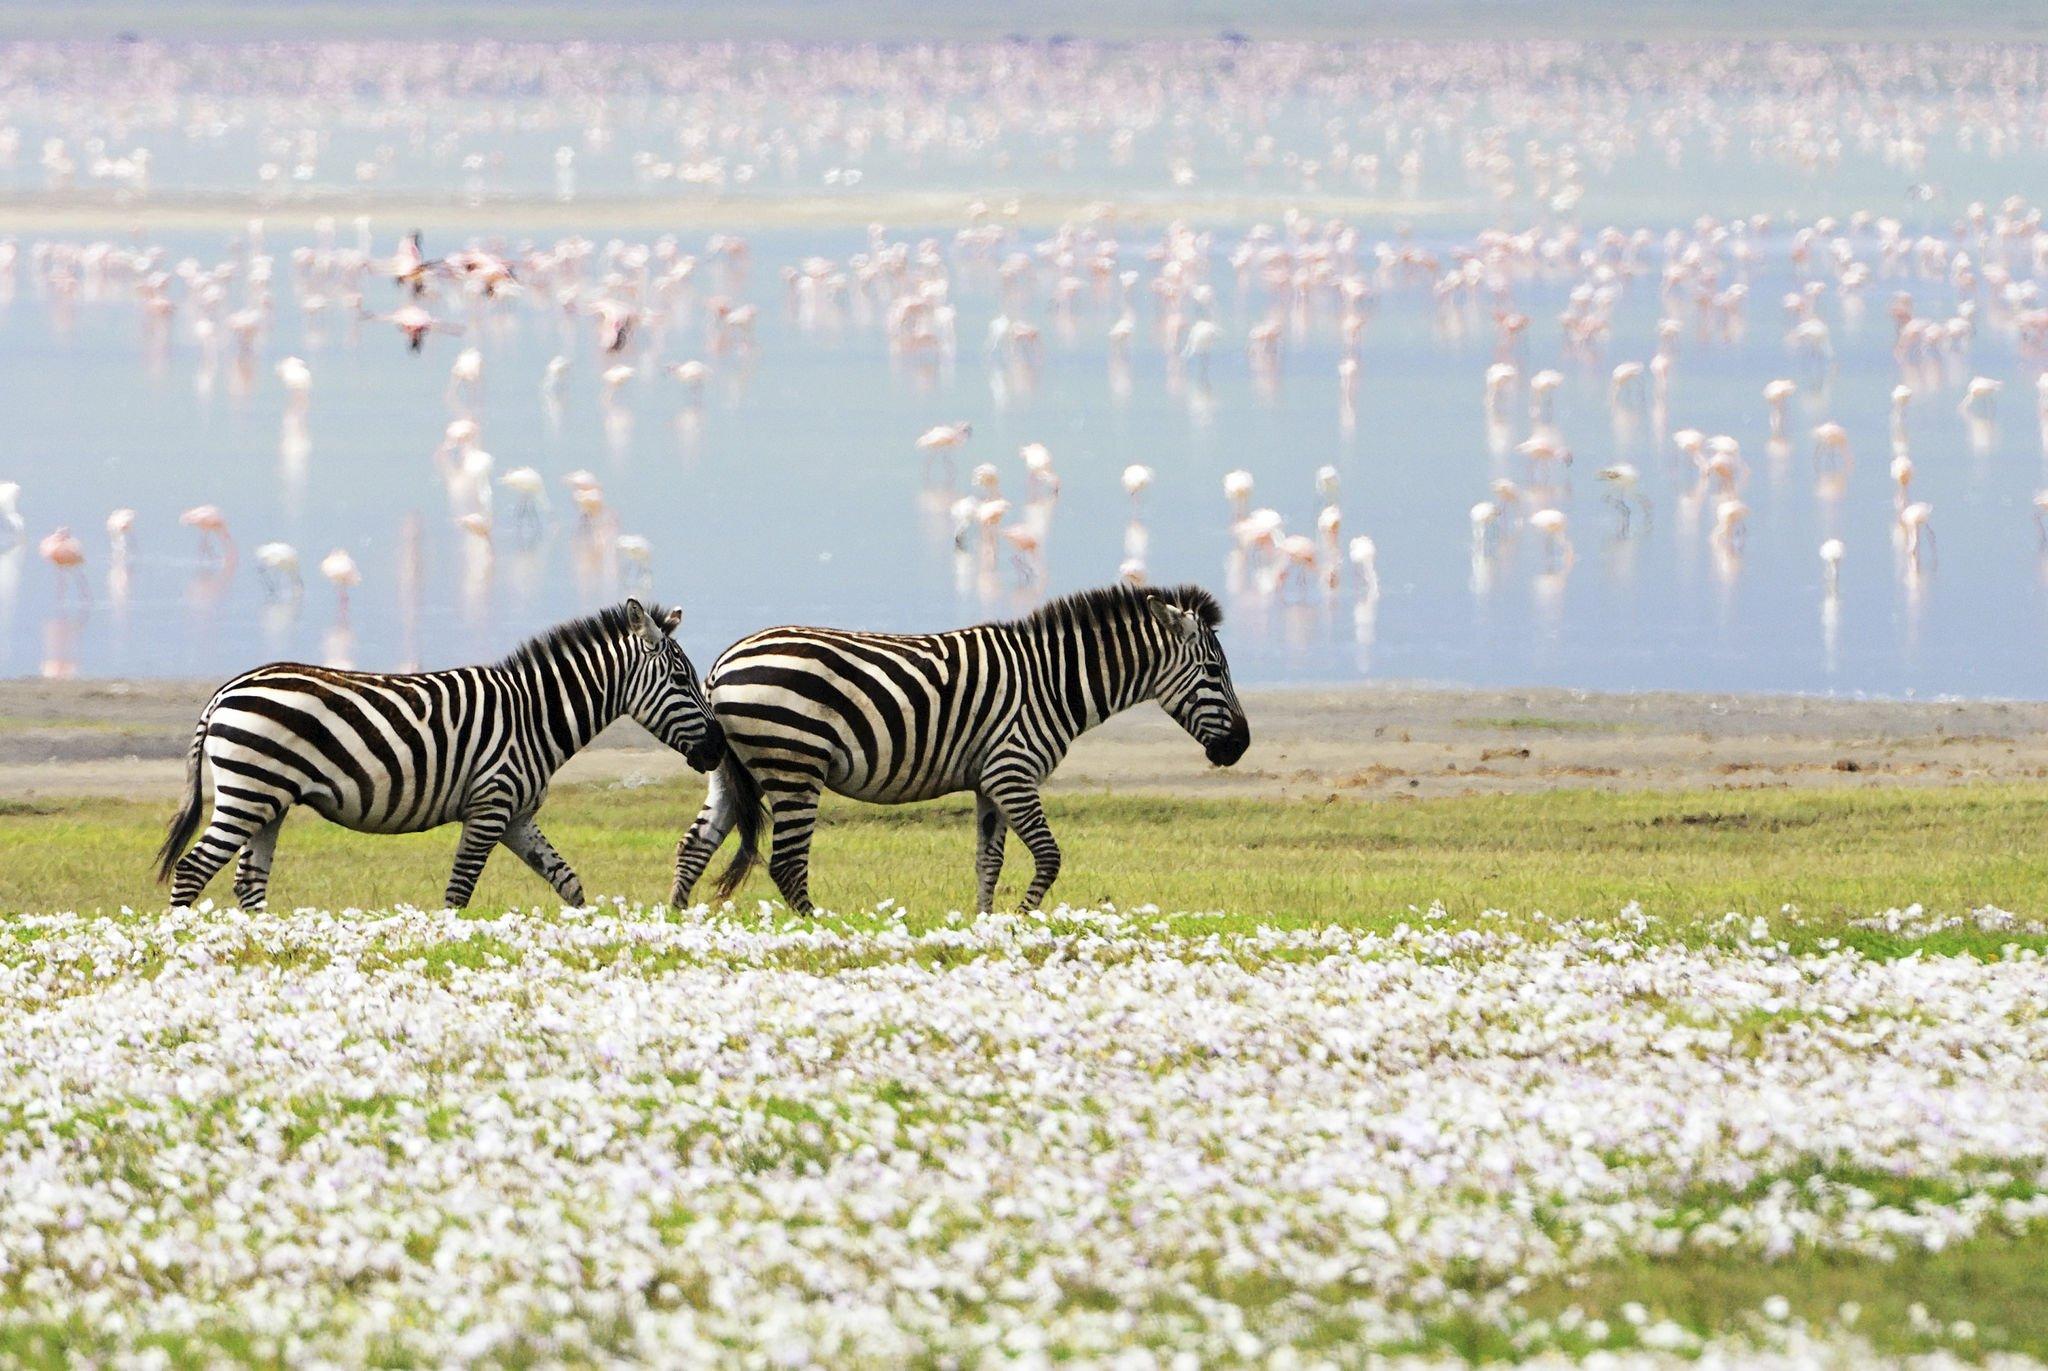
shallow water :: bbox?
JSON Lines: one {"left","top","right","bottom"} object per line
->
{"left": 1, "top": 216, "right": 2041, "bottom": 698}
{"left": 5, "top": 35, "right": 2048, "bottom": 696}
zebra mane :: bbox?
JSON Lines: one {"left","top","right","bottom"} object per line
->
{"left": 496, "top": 601, "right": 673, "bottom": 670}
{"left": 1016, "top": 582, "right": 1223, "bottom": 632}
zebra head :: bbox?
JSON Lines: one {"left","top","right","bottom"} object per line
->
{"left": 620, "top": 598, "right": 725, "bottom": 772}
{"left": 1145, "top": 591, "right": 1250, "bottom": 766}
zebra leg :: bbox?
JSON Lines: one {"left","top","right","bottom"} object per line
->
{"left": 974, "top": 791, "right": 1006, "bottom": 914}
{"left": 765, "top": 788, "right": 822, "bottom": 916}
{"left": 232, "top": 817, "right": 284, "bottom": 913}
{"left": 989, "top": 781, "right": 1061, "bottom": 912}
{"left": 670, "top": 768, "right": 738, "bottom": 907}
{"left": 502, "top": 816, "right": 586, "bottom": 906}
{"left": 444, "top": 806, "right": 513, "bottom": 909}
{"left": 171, "top": 789, "right": 287, "bottom": 908}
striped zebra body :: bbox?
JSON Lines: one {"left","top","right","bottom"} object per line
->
{"left": 158, "top": 599, "right": 722, "bottom": 911}
{"left": 672, "top": 583, "right": 1249, "bottom": 914}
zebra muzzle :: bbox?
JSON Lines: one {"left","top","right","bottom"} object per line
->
{"left": 684, "top": 721, "right": 727, "bottom": 772}
{"left": 1205, "top": 722, "right": 1250, "bottom": 767}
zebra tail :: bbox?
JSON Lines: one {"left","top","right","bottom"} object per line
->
{"left": 154, "top": 708, "right": 212, "bottom": 883}
{"left": 710, "top": 753, "right": 767, "bottom": 900}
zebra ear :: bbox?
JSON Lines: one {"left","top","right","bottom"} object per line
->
{"left": 1146, "top": 596, "right": 1200, "bottom": 641}
{"left": 660, "top": 606, "right": 683, "bottom": 636}
{"left": 624, "top": 598, "right": 661, "bottom": 645}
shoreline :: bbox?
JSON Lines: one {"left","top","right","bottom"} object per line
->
{"left": 5, "top": 677, "right": 2044, "bottom": 802}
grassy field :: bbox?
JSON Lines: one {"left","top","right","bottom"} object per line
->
{"left": 6, "top": 778, "right": 2047, "bottom": 1362}
{"left": 8, "top": 777, "right": 2047, "bottom": 940}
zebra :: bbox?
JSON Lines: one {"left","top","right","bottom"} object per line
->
{"left": 670, "top": 582, "right": 1249, "bottom": 915}
{"left": 156, "top": 599, "right": 723, "bottom": 912}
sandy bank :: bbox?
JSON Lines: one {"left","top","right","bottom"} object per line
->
{"left": 2, "top": 678, "right": 2043, "bottom": 803}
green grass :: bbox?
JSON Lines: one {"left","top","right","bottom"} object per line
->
{"left": 6, "top": 777, "right": 2048, "bottom": 1360}
{"left": 6, "top": 778, "right": 2047, "bottom": 936}
{"left": 1520, "top": 1231, "right": 2048, "bottom": 1360}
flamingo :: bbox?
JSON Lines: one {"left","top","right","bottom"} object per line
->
{"left": 1961, "top": 376, "right": 2002, "bottom": 416}
{"left": 1597, "top": 463, "right": 1649, "bottom": 536}
{"left": 1711, "top": 498, "right": 1750, "bottom": 549}
{"left": 0, "top": 482, "right": 22, "bottom": 542}
{"left": 1529, "top": 508, "right": 1573, "bottom": 570}
{"left": 320, "top": 548, "right": 362, "bottom": 614}
{"left": 1223, "top": 469, "right": 1255, "bottom": 520}
{"left": 1019, "top": 443, "right": 1058, "bottom": 494}
{"left": 500, "top": 467, "right": 547, "bottom": 533}
{"left": 917, "top": 422, "right": 973, "bottom": 453}
{"left": 1347, "top": 535, "right": 1379, "bottom": 598}
{"left": 179, "top": 504, "right": 234, "bottom": 563}
{"left": 1609, "top": 362, "right": 1645, "bottom": 408}
{"left": 276, "top": 355, "right": 312, "bottom": 404}
{"left": 588, "top": 298, "right": 639, "bottom": 354}
{"left": 668, "top": 359, "right": 709, "bottom": 401}
{"left": 1820, "top": 538, "right": 1844, "bottom": 595}
{"left": 1469, "top": 501, "right": 1501, "bottom": 555}
{"left": 616, "top": 533, "right": 654, "bottom": 584}
{"left": 1763, "top": 378, "right": 1795, "bottom": 437}
{"left": 255, "top": 541, "right": 302, "bottom": 599}
{"left": 1898, "top": 502, "right": 1935, "bottom": 568}
{"left": 366, "top": 302, "right": 461, "bottom": 352}
{"left": 1811, "top": 422, "right": 1850, "bottom": 468}
{"left": 1121, "top": 464, "right": 1154, "bottom": 508}
{"left": 39, "top": 527, "right": 87, "bottom": 601}
{"left": 105, "top": 507, "right": 136, "bottom": 561}
{"left": 448, "top": 347, "right": 484, "bottom": 403}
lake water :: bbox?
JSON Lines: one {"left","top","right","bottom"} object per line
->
{"left": 1, "top": 41, "right": 2044, "bottom": 697}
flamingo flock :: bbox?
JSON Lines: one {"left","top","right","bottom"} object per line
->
{"left": 3, "top": 39, "right": 2048, "bottom": 689}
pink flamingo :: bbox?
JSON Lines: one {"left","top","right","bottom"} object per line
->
{"left": 179, "top": 504, "right": 235, "bottom": 564}
{"left": 39, "top": 527, "right": 88, "bottom": 602}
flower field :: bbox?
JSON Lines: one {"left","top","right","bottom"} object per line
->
{"left": 1, "top": 899, "right": 2044, "bottom": 1364}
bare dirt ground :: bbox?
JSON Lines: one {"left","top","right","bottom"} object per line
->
{"left": 4, "top": 678, "right": 2046, "bottom": 803}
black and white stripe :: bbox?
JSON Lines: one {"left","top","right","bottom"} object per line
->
{"left": 672, "top": 583, "right": 1249, "bottom": 914}
{"left": 157, "top": 598, "right": 722, "bottom": 910}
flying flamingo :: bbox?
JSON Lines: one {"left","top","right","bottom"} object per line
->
{"left": 366, "top": 302, "right": 461, "bottom": 352}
